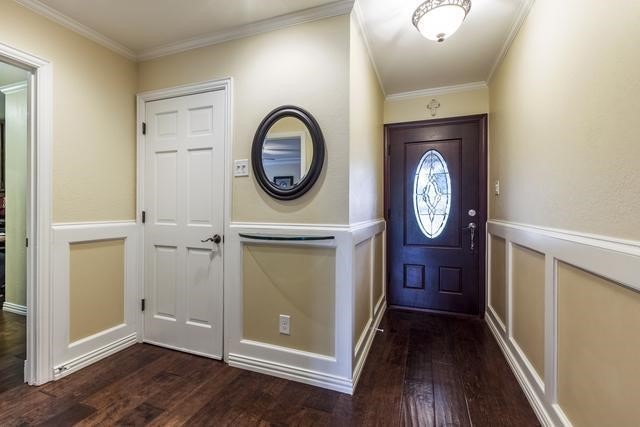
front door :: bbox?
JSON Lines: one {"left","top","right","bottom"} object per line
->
{"left": 386, "top": 115, "right": 486, "bottom": 315}
{"left": 143, "top": 90, "right": 225, "bottom": 358}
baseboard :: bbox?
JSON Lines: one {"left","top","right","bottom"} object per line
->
{"left": 486, "top": 313, "right": 556, "bottom": 427}
{"left": 2, "top": 302, "right": 27, "bottom": 316}
{"left": 352, "top": 301, "right": 386, "bottom": 391}
{"left": 53, "top": 333, "right": 137, "bottom": 379}
{"left": 228, "top": 352, "right": 353, "bottom": 394}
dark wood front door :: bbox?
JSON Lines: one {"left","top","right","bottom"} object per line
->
{"left": 385, "top": 115, "right": 487, "bottom": 315}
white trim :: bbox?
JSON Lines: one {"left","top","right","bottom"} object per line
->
{"left": 53, "top": 333, "right": 137, "bottom": 379}
{"left": 485, "top": 219, "right": 640, "bottom": 427}
{"left": 385, "top": 81, "right": 488, "bottom": 102}
{"left": 14, "top": 0, "right": 137, "bottom": 60}
{"left": 0, "top": 81, "right": 28, "bottom": 94}
{"left": 0, "top": 41, "right": 54, "bottom": 386}
{"left": 486, "top": 0, "right": 536, "bottom": 83}
{"left": 228, "top": 352, "right": 354, "bottom": 394}
{"left": 352, "top": 0, "right": 385, "bottom": 96}
{"left": 486, "top": 314, "right": 556, "bottom": 426}
{"left": 2, "top": 302, "right": 27, "bottom": 316}
{"left": 352, "top": 301, "right": 385, "bottom": 391}
{"left": 51, "top": 221, "right": 139, "bottom": 377}
{"left": 227, "top": 219, "right": 386, "bottom": 394}
{"left": 137, "top": 0, "right": 355, "bottom": 61}
{"left": 136, "top": 77, "right": 233, "bottom": 358}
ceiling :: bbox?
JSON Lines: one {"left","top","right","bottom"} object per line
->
{"left": 20, "top": 0, "right": 530, "bottom": 96}
{"left": 358, "top": 0, "right": 529, "bottom": 95}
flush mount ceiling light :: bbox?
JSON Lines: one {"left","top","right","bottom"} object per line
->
{"left": 412, "top": 0, "right": 472, "bottom": 42}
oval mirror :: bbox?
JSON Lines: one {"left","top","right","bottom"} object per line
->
{"left": 252, "top": 105, "right": 325, "bottom": 200}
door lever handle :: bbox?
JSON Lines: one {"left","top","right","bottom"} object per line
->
{"left": 465, "top": 222, "right": 477, "bottom": 251}
{"left": 201, "top": 234, "right": 222, "bottom": 244}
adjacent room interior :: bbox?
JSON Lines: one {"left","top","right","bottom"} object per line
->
{"left": 0, "top": 0, "right": 638, "bottom": 426}
{"left": 0, "top": 60, "right": 29, "bottom": 394}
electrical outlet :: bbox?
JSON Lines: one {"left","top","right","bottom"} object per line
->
{"left": 234, "top": 159, "right": 249, "bottom": 177}
{"left": 279, "top": 314, "right": 290, "bottom": 335}
{"left": 494, "top": 179, "right": 500, "bottom": 196}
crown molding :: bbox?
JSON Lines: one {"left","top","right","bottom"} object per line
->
{"left": 0, "top": 81, "right": 28, "bottom": 95}
{"left": 137, "top": 0, "right": 355, "bottom": 61}
{"left": 14, "top": 0, "right": 137, "bottom": 60}
{"left": 352, "top": 0, "right": 386, "bottom": 97}
{"left": 486, "top": 0, "right": 536, "bottom": 83}
{"left": 385, "top": 81, "right": 487, "bottom": 102}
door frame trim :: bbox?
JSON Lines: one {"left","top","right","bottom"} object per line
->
{"left": 383, "top": 114, "right": 488, "bottom": 316}
{"left": 0, "top": 42, "right": 54, "bottom": 385}
{"left": 135, "top": 78, "right": 234, "bottom": 351}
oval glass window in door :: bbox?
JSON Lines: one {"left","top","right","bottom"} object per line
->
{"left": 413, "top": 149, "right": 451, "bottom": 238}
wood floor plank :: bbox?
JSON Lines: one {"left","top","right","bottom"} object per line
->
{"left": 0, "top": 309, "right": 540, "bottom": 426}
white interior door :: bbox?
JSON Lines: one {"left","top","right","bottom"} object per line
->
{"left": 143, "top": 90, "right": 225, "bottom": 358}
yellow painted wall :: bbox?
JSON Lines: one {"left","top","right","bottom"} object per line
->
{"left": 384, "top": 87, "right": 488, "bottom": 124}
{"left": 69, "top": 239, "right": 125, "bottom": 342}
{"left": 242, "top": 244, "right": 335, "bottom": 356}
{"left": 139, "top": 15, "right": 351, "bottom": 225}
{"left": 3, "top": 84, "right": 28, "bottom": 307}
{"left": 489, "top": 0, "right": 640, "bottom": 240}
{"left": 0, "top": 1, "right": 137, "bottom": 222}
{"left": 557, "top": 263, "right": 640, "bottom": 427}
{"left": 349, "top": 13, "right": 384, "bottom": 224}
{"left": 511, "top": 244, "right": 545, "bottom": 378}
{"left": 489, "top": 236, "right": 506, "bottom": 324}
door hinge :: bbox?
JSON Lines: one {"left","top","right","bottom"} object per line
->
{"left": 142, "top": 122, "right": 147, "bottom": 135}
{"left": 25, "top": 237, "right": 29, "bottom": 248}
{"left": 141, "top": 299, "right": 146, "bottom": 312}
{"left": 141, "top": 211, "right": 146, "bottom": 224}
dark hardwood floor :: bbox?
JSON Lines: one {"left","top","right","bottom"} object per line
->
{"left": 0, "top": 309, "right": 539, "bottom": 426}
{"left": 0, "top": 310, "right": 26, "bottom": 395}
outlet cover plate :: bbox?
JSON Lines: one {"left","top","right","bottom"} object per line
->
{"left": 279, "top": 314, "right": 290, "bottom": 335}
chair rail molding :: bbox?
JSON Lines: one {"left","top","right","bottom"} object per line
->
{"left": 485, "top": 219, "right": 640, "bottom": 427}
{"left": 226, "top": 219, "right": 386, "bottom": 394}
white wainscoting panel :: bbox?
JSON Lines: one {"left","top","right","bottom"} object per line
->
{"left": 51, "top": 221, "right": 138, "bottom": 379}
{"left": 226, "top": 220, "right": 386, "bottom": 394}
{"left": 486, "top": 220, "right": 640, "bottom": 427}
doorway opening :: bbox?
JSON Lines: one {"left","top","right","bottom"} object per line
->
{"left": 0, "top": 61, "right": 31, "bottom": 386}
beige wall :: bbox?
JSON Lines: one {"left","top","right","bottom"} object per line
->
{"left": 349, "top": 14, "right": 384, "bottom": 223}
{"left": 4, "top": 84, "right": 28, "bottom": 307}
{"left": 69, "top": 239, "right": 125, "bottom": 342}
{"left": 384, "top": 87, "right": 488, "bottom": 124}
{"left": 354, "top": 239, "right": 371, "bottom": 342}
{"left": 511, "top": 244, "right": 545, "bottom": 378}
{"left": 557, "top": 262, "right": 640, "bottom": 427}
{"left": 139, "top": 15, "right": 351, "bottom": 225}
{"left": 489, "top": 236, "right": 506, "bottom": 324}
{"left": 242, "top": 244, "right": 335, "bottom": 356}
{"left": 489, "top": 0, "right": 640, "bottom": 240}
{"left": 0, "top": 1, "right": 137, "bottom": 222}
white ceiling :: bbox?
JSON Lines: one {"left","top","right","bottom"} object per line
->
{"left": 22, "top": 0, "right": 530, "bottom": 96}
{"left": 358, "top": 0, "right": 529, "bottom": 95}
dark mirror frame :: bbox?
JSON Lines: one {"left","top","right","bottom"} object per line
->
{"left": 251, "top": 105, "right": 325, "bottom": 201}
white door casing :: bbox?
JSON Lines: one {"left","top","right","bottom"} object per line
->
{"left": 143, "top": 90, "right": 225, "bottom": 358}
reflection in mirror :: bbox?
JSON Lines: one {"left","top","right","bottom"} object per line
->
{"left": 262, "top": 117, "right": 313, "bottom": 189}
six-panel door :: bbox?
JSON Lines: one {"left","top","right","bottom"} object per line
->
{"left": 144, "top": 90, "right": 225, "bottom": 358}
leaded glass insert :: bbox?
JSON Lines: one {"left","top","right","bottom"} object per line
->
{"left": 413, "top": 149, "right": 451, "bottom": 238}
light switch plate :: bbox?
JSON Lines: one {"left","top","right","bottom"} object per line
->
{"left": 494, "top": 180, "right": 500, "bottom": 196}
{"left": 234, "top": 159, "right": 249, "bottom": 177}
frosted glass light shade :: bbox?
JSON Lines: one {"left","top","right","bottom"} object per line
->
{"left": 413, "top": 0, "right": 471, "bottom": 42}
